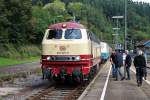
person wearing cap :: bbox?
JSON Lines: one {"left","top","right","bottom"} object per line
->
{"left": 133, "top": 50, "right": 147, "bottom": 87}
{"left": 125, "top": 50, "right": 132, "bottom": 80}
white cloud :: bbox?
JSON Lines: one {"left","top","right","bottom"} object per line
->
{"left": 132, "top": 0, "right": 150, "bottom": 3}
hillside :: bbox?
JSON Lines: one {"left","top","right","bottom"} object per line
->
{"left": 0, "top": 0, "right": 150, "bottom": 57}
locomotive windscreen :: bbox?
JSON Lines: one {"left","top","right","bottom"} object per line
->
{"left": 47, "top": 29, "right": 82, "bottom": 40}
{"left": 64, "top": 29, "right": 82, "bottom": 39}
{"left": 47, "top": 30, "right": 62, "bottom": 39}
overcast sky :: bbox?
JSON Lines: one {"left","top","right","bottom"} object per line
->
{"left": 132, "top": 0, "right": 150, "bottom": 3}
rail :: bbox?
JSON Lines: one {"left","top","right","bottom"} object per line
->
{"left": 26, "top": 83, "right": 87, "bottom": 100}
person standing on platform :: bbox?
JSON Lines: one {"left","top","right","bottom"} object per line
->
{"left": 110, "top": 51, "right": 117, "bottom": 78}
{"left": 115, "top": 50, "right": 125, "bottom": 81}
{"left": 125, "top": 50, "right": 132, "bottom": 80}
{"left": 133, "top": 50, "right": 147, "bottom": 87}
{"left": 123, "top": 51, "right": 127, "bottom": 78}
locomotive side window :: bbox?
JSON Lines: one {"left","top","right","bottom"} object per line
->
{"left": 89, "top": 31, "right": 100, "bottom": 44}
{"left": 47, "top": 30, "right": 62, "bottom": 39}
{"left": 64, "top": 29, "right": 82, "bottom": 39}
{"left": 87, "top": 30, "right": 91, "bottom": 40}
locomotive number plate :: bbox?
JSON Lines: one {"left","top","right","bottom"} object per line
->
{"left": 57, "top": 52, "right": 69, "bottom": 54}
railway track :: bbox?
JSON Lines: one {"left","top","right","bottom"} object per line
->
{"left": 27, "top": 83, "right": 87, "bottom": 100}
{"left": 26, "top": 63, "right": 105, "bottom": 100}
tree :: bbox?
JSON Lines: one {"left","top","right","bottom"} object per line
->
{"left": 31, "top": 6, "right": 53, "bottom": 43}
{"left": 67, "top": 2, "right": 84, "bottom": 19}
{"left": 43, "top": 0, "right": 66, "bottom": 16}
{"left": 0, "top": 0, "right": 9, "bottom": 42}
{"left": 1, "top": 0, "right": 32, "bottom": 44}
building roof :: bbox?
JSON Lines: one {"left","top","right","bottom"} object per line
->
{"left": 48, "top": 22, "right": 86, "bottom": 29}
{"left": 137, "top": 40, "right": 150, "bottom": 48}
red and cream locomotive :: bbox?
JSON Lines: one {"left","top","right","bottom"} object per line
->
{"left": 41, "top": 22, "right": 101, "bottom": 82}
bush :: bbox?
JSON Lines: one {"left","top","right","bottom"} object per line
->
{"left": 0, "top": 44, "right": 20, "bottom": 58}
{"left": 19, "top": 45, "right": 41, "bottom": 57}
{"left": 0, "top": 43, "right": 41, "bottom": 58}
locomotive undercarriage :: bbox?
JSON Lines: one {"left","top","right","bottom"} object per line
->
{"left": 41, "top": 64, "right": 99, "bottom": 83}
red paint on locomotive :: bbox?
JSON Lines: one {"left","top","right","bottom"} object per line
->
{"left": 48, "top": 22, "right": 85, "bottom": 29}
{"left": 41, "top": 54, "right": 93, "bottom": 76}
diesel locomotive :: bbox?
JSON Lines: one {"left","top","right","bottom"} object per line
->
{"left": 41, "top": 22, "right": 101, "bottom": 82}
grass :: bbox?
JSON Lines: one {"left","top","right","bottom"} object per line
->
{"left": 0, "top": 56, "right": 40, "bottom": 68}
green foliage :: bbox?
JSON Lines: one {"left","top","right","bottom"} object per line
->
{"left": 81, "top": 4, "right": 113, "bottom": 42}
{"left": 0, "top": 0, "right": 32, "bottom": 44}
{"left": 27, "top": 0, "right": 150, "bottom": 47}
{"left": 129, "top": 29, "right": 150, "bottom": 41}
{"left": 43, "top": 0, "right": 66, "bottom": 16}
{"left": 25, "top": 0, "right": 113, "bottom": 47}
{"left": 31, "top": 6, "right": 52, "bottom": 43}
{"left": 0, "top": 44, "right": 41, "bottom": 58}
{"left": 0, "top": 0, "right": 9, "bottom": 40}
{"left": 67, "top": 2, "right": 83, "bottom": 17}
{"left": 43, "top": 0, "right": 67, "bottom": 22}
{"left": 0, "top": 44, "right": 20, "bottom": 58}
{"left": 1, "top": 0, "right": 150, "bottom": 55}
{"left": 19, "top": 45, "right": 41, "bottom": 57}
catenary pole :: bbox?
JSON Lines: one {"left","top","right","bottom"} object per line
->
{"left": 125, "top": 0, "right": 127, "bottom": 50}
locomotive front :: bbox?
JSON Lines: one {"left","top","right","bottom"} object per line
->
{"left": 41, "top": 22, "right": 99, "bottom": 82}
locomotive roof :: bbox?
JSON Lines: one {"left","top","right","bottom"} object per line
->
{"left": 48, "top": 22, "right": 86, "bottom": 29}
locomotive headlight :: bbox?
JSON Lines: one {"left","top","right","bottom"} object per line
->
{"left": 75, "top": 56, "right": 80, "bottom": 61}
{"left": 46, "top": 56, "right": 51, "bottom": 61}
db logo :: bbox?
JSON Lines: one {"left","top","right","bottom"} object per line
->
{"left": 59, "top": 46, "right": 66, "bottom": 51}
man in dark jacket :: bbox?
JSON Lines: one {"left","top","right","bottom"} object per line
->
{"left": 134, "top": 50, "right": 147, "bottom": 87}
{"left": 115, "top": 50, "right": 125, "bottom": 81}
{"left": 110, "top": 51, "right": 117, "bottom": 78}
{"left": 125, "top": 50, "right": 132, "bottom": 80}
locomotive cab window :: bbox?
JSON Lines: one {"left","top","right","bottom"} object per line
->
{"left": 47, "top": 29, "right": 62, "bottom": 39}
{"left": 64, "top": 29, "right": 82, "bottom": 39}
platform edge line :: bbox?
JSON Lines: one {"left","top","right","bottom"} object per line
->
{"left": 100, "top": 63, "right": 111, "bottom": 100}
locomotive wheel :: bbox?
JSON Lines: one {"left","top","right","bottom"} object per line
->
{"left": 42, "top": 68, "right": 52, "bottom": 80}
{"left": 65, "top": 75, "right": 73, "bottom": 84}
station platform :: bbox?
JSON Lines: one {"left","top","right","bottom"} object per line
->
{"left": 78, "top": 61, "right": 150, "bottom": 100}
